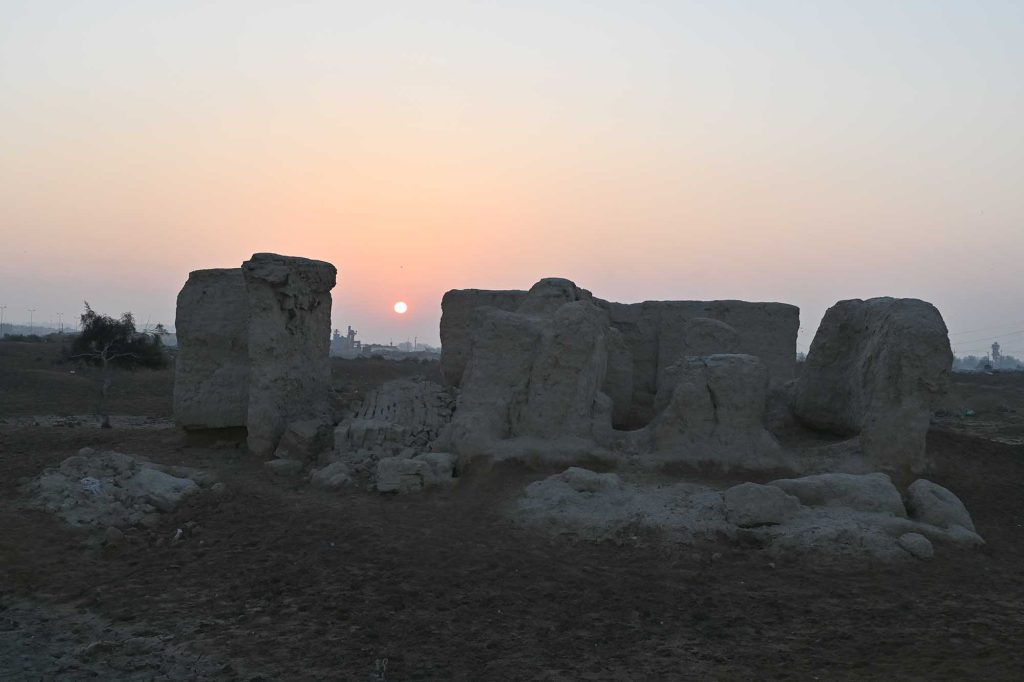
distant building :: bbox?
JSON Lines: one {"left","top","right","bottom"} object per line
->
{"left": 330, "top": 326, "right": 362, "bottom": 358}
{"left": 354, "top": 339, "right": 441, "bottom": 361}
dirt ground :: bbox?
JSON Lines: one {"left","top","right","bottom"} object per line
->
{"left": 1, "top": 342, "right": 1023, "bottom": 680}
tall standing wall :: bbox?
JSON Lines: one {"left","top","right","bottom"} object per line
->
{"left": 439, "top": 289, "right": 528, "bottom": 386}
{"left": 242, "top": 253, "right": 337, "bottom": 457}
{"left": 173, "top": 268, "right": 250, "bottom": 429}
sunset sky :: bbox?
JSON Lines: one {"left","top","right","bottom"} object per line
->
{"left": 2, "top": 1, "right": 1022, "bottom": 355}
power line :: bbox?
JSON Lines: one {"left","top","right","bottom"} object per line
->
{"left": 948, "top": 321, "right": 1024, "bottom": 336}
{"left": 950, "top": 329, "right": 1024, "bottom": 346}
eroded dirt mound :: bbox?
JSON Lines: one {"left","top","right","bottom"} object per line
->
{"left": 21, "top": 449, "right": 217, "bottom": 529}
{"left": 515, "top": 468, "right": 984, "bottom": 562}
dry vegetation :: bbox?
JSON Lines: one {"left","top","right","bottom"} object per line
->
{"left": 1, "top": 341, "right": 1023, "bottom": 680}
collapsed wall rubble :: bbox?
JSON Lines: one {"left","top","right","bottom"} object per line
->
{"left": 21, "top": 448, "right": 217, "bottom": 530}
{"left": 322, "top": 377, "right": 458, "bottom": 491}
{"left": 516, "top": 467, "right": 982, "bottom": 561}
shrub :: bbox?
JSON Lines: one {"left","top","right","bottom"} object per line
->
{"left": 70, "top": 302, "right": 167, "bottom": 370}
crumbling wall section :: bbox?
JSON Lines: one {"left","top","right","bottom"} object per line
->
{"left": 173, "top": 268, "right": 249, "bottom": 429}
{"left": 440, "top": 283, "right": 799, "bottom": 430}
{"left": 601, "top": 300, "right": 799, "bottom": 404}
{"left": 794, "top": 297, "right": 953, "bottom": 476}
{"left": 439, "top": 289, "right": 527, "bottom": 387}
{"left": 243, "top": 253, "right": 337, "bottom": 457}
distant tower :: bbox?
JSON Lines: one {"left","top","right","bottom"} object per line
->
{"left": 992, "top": 341, "right": 1002, "bottom": 366}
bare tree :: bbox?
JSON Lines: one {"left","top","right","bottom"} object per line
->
{"left": 71, "top": 302, "right": 167, "bottom": 428}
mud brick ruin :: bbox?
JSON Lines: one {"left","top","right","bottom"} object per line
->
{"left": 170, "top": 257, "right": 975, "bottom": 561}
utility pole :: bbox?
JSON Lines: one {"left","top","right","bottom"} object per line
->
{"left": 57, "top": 312, "right": 64, "bottom": 334}
{"left": 28, "top": 308, "right": 36, "bottom": 335}
{"left": 0, "top": 305, "right": 6, "bottom": 338}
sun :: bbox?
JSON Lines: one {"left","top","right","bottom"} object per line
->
{"left": 393, "top": 301, "right": 408, "bottom": 314}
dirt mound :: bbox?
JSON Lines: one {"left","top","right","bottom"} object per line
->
{"left": 21, "top": 449, "right": 217, "bottom": 529}
{"left": 515, "top": 468, "right": 983, "bottom": 562}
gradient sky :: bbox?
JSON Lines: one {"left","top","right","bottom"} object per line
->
{"left": 2, "top": 1, "right": 1022, "bottom": 355}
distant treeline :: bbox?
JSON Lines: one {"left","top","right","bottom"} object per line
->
{"left": 0, "top": 332, "right": 69, "bottom": 343}
{"left": 954, "top": 354, "right": 1023, "bottom": 372}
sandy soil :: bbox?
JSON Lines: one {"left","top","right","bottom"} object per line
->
{"left": 1, "top": 342, "right": 1023, "bottom": 680}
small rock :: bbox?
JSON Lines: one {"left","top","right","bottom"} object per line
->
{"left": 264, "top": 458, "right": 304, "bottom": 476}
{"left": 273, "top": 419, "right": 332, "bottom": 463}
{"left": 944, "top": 524, "right": 985, "bottom": 547}
{"left": 137, "top": 514, "right": 160, "bottom": 529}
{"left": 376, "top": 457, "right": 428, "bottom": 493}
{"left": 377, "top": 453, "right": 458, "bottom": 493}
{"left": 723, "top": 482, "right": 801, "bottom": 527}
{"left": 79, "top": 477, "right": 103, "bottom": 495}
{"left": 131, "top": 467, "right": 200, "bottom": 512}
{"left": 102, "top": 526, "right": 125, "bottom": 546}
{"left": 906, "top": 479, "right": 976, "bottom": 532}
{"left": 413, "top": 452, "right": 457, "bottom": 486}
{"left": 78, "top": 640, "right": 116, "bottom": 661}
{"left": 769, "top": 472, "right": 906, "bottom": 516}
{"left": 557, "top": 467, "right": 623, "bottom": 493}
{"left": 897, "top": 532, "right": 934, "bottom": 560}
{"left": 78, "top": 447, "right": 96, "bottom": 457}
{"left": 310, "top": 461, "right": 352, "bottom": 490}
{"left": 210, "top": 482, "right": 227, "bottom": 495}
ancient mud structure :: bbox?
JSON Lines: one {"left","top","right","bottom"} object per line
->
{"left": 441, "top": 278, "right": 799, "bottom": 469}
{"left": 173, "top": 268, "right": 249, "bottom": 429}
{"left": 243, "top": 253, "right": 336, "bottom": 457}
{"left": 174, "top": 268, "right": 969, "bottom": 561}
{"left": 440, "top": 280, "right": 953, "bottom": 476}
{"left": 794, "top": 297, "right": 953, "bottom": 476}
{"left": 173, "top": 253, "right": 337, "bottom": 457}
{"left": 440, "top": 282, "right": 801, "bottom": 428}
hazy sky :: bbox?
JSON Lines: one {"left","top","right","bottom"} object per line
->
{"left": 2, "top": 1, "right": 1022, "bottom": 355}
